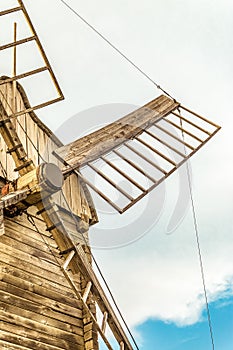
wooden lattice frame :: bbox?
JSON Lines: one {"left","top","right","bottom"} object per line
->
{"left": 55, "top": 95, "right": 221, "bottom": 214}
{"left": 0, "top": 0, "right": 64, "bottom": 118}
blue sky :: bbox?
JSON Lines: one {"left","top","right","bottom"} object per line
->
{"left": 137, "top": 296, "right": 233, "bottom": 350}
{"left": 12, "top": 1, "right": 233, "bottom": 349}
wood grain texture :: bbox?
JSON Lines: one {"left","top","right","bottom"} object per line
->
{"left": 0, "top": 218, "right": 87, "bottom": 349}
{"left": 0, "top": 77, "right": 98, "bottom": 225}
{"left": 55, "top": 95, "right": 179, "bottom": 169}
{"left": 0, "top": 79, "right": 98, "bottom": 348}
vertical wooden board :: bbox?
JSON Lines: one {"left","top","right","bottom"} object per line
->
{"left": 38, "top": 129, "right": 49, "bottom": 163}
{"left": 67, "top": 173, "right": 83, "bottom": 218}
{"left": 60, "top": 175, "right": 71, "bottom": 209}
{"left": 25, "top": 118, "right": 39, "bottom": 165}
{"left": 0, "top": 83, "right": 12, "bottom": 116}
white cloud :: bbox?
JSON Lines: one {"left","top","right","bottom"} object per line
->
{"left": 21, "top": 0, "right": 233, "bottom": 331}
{"left": 91, "top": 202, "right": 233, "bottom": 328}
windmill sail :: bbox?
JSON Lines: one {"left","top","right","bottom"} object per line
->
{"left": 54, "top": 95, "right": 221, "bottom": 213}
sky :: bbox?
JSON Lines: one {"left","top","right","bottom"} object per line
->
{"left": 1, "top": 0, "right": 233, "bottom": 349}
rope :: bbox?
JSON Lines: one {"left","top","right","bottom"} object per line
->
{"left": 178, "top": 109, "right": 215, "bottom": 349}
{"left": 59, "top": 0, "right": 176, "bottom": 101}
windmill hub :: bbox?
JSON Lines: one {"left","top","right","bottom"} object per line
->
{"left": 39, "top": 163, "right": 64, "bottom": 192}
{"left": 0, "top": 163, "right": 64, "bottom": 219}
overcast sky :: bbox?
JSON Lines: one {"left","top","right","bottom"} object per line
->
{"left": 3, "top": 0, "right": 233, "bottom": 348}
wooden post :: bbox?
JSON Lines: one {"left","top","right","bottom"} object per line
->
{"left": 120, "top": 341, "right": 125, "bottom": 350}
{"left": 12, "top": 22, "right": 17, "bottom": 114}
{"left": 101, "top": 311, "right": 108, "bottom": 334}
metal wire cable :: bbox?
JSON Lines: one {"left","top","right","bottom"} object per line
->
{"left": 0, "top": 159, "right": 7, "bottom": 180}
{"left": 60, "top": 190, "right": 140, "bottom": 350}
{"left": 0, "top": 88, "right": 46, "bottom": 164}
{"left": 0, "top": 79, "right": 138, "bottom": 348}
{"left": 59, "top": 0, "right": 176, "bottom": 101}
{"left": 178, "top": 111, "right": 215, "bottom": 350}
{"left": 27, "top": 205, "right": 140, "bottom": 350}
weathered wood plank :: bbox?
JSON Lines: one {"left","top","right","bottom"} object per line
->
{"left": 0, "top": 264, "right": 75, "bottom": 299}
{"left": 0, "top": 340, "right": 29, "bottom": 350}
{"left": 0, "top": 235, "right": 60, "bottom": 265}
{"left": 0, "top": 275, "right": 83, "bottom": 317}
{"left": 0, "top": 241, "right": 63, "bottom": 274}
{"left": 8, "top": 213, "right": 57, "bottom": 242}
{"left": 59, "top": 96, "right": 168, "bottom": 157}
{"left": 0, "top": 251, "right": 68, "bottom": 288}
{"left": 0, "top": 295, "right": 84, "bottom": 334}
{"left": 0, "top": 322, "right": 79, "bottom": 350}
{"left": 4, "top": 222, "right": 59, "bottom": 255}
{"left": 0, "top": 285, "right": 83, "bottom": 324}
{"left": 0, "top": 309, "right": 84, "bottom": 344}
{"left": 0, "top": 329, "right": 68, "bottom": 350}
{"left": 0, "top": 303, "right": 83, "bottom": 344}
{"left": 55, "top": 95, "right": 179, "bottom": 169}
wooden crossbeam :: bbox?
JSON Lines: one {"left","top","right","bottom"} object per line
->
{"left": 63, "top": 249, "right": 76, "bottom": 270}
{"left": 0, "top": 7, "right": 21, "bottom": 17}
{"left": 102, "top": 312, "right": 108, "bottom": 334}
{"left": 0, "top": 36, "right": 36, "bottom": 51}
{"left": 82, "top": 281, "right": 92, "bottom": 303}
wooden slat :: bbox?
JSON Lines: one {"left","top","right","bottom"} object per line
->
{"left": 0, "top": 250, "right": 68, "bottom": 288}
{"left": 5, "top": 217, "right": 58, "bottom": 248}
{"left": 4, "top": 222, "right": 59, "bottom": 255}
{"left": 0, "top": 265, "right": 80, "bottom": 307}
{"left": 0, "top": 262, "right": 74, "bottom": 300}
{"left": 0, "top": 36, "right": 36, "bottom": 51}
{"left": 0, "top": 281, "right": 83, "bottom": 322}
{"left": 0, "top": 322, "right": 80, "bottom": 350}
{"left": 62, "top": 95, "right": 168, "bottom": 160}
{"left": 0, "top": 241, "right": 62, "bottom": 275}
{"left": 0, "top": 67, "right": 48, "bottom": 85}
{"left": 0, "top": 340, "right": 29, "bottom": 350}
{"left": 0, "top": 290, "right": 83, "bottom": 332}
{"left": 56, "top": 95, "right": 179, "bottom": 170}
{"left": 0, "top": 7, "right": 22, "bottom": 17}
{"left": 0, "top": 310, "right": 83, "bottom": 348}
{"left": 0, "top": 234, "right": 60, "bottom": 265}
{"left": 0, "top": 329, "right": 69, "bottom": 350}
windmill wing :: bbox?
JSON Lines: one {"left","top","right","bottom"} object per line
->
{"left": 54, "top": 95, "right": 178, "bottom": 169}
{"left": 54, "top": 95, "right": 220, "bottom": 214}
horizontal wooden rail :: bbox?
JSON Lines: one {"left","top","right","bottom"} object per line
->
{"left": 0, "top": 36, "right": 36, "bottom": 51}
{"left": 0, "top": 67, "right": 48, "bottom": 85}
{"left": 0, "top": 7, "right": 21, "bottom": 17}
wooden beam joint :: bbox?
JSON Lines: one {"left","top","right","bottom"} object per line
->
{"left": 14, "top": 160, "right": 33, "bottom": 172}
{"left": 82, "top": 281, "right": 92, "bottom": 303}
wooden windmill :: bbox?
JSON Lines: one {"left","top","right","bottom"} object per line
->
{"left": 0, "top": 1, "right": 221, "bottom": 350}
